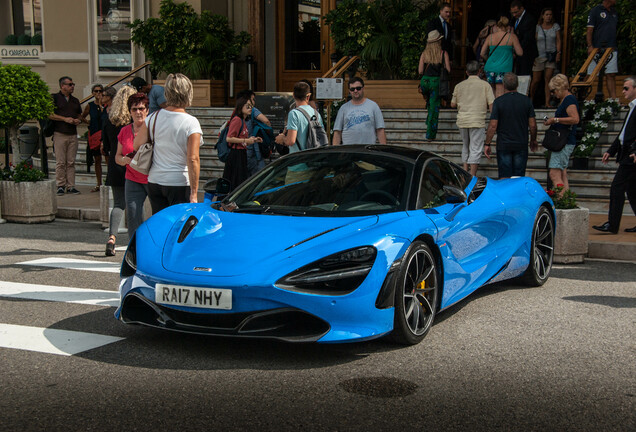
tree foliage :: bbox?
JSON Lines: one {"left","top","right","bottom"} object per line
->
{"left": 0, "top": 63, "right": 53, "bottom": 129}
{"left": 325, "top": 0, "right": 437, "bottom": 80}
{"left": 129, "top": 0, "right": 250, "bottom": 79}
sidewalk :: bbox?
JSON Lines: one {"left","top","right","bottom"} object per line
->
{"left": 55, "top": 186, "right": 636, "bottom": 262}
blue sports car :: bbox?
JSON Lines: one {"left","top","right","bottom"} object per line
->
{"left": 116, "top": 145, "right": 555, "bottom": 345}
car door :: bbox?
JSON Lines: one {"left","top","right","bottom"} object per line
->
{"left": 416, "top": 159, "right": 507, "bottom": 307}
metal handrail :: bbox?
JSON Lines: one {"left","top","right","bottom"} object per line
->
{"left": 322, "top": 56, "right": 359, "bottom": 79}
{"left": 79, "top": 61, "right": 152, "bottom": 104}
{"left": 570, "top": 48, "right": 614, "bottom": 101}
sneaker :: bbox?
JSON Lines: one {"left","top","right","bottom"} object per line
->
{"left": 57, "top": 187, "right": 65, "bottom": 196}
{"left": 66, "top": 187, "right": 81, "bottom": 195}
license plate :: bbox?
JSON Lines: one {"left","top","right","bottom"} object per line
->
{"left": 155, "top": 284, "right": 232, "bottom": 310}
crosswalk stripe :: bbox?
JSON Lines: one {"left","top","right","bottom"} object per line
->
{"left": 0, "top": 323, "right": 124, "bottom": 356}
{"left": 17, "top": 257, "right": 120, "bottom": 273}
{"left": 0, "top": 281, "right": 119, "bottom": 307}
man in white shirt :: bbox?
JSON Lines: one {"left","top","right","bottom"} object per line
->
{"left": 593, "top": 76, "right": 636, "bottom": 233}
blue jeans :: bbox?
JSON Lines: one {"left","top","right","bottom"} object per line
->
{"left": 497, "top": 148, "right": 528, "bottom": 178}
{"left": 125, "top": 179, "right": 148, "bottom": 237}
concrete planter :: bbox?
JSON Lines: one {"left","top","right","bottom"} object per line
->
{"left": 0, "top": 179, "right": 56, "bottom": 223}
{"left": 554, "top": 207, "right": 589, "bottom": 264}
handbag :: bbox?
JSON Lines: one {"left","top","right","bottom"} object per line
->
{"left": 541, "top": 125, "right": 569, "bottom": 152}
{"left": 541, "top": 28, "right": 557, "bottom": 63}
{"left": 438, "top": 50, "right": 451, "bottom": 101}
{"left": 129, "top": 109, "right": 160, "bottom": 175}
{"left": 88, "top": 130, "right": 102, "bottom": 150}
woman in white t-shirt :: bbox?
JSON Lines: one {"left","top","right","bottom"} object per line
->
{"left": 530, "top": 8, "right": 562, "bottom": 108}
{"left": 133, "top": 73, "right": 203, "bottom": 214}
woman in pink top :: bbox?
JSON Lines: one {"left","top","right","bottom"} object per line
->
{"left": 115, "top": 92, "right": 150, "bottom": 237}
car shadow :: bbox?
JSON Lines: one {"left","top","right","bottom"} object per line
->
{"left": 40, "top": 306, "right": 405, "bottom": 370}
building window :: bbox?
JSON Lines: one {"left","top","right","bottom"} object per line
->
{"left": 11, "top": 0, "right": 41, "bottom": 37}
{"left": 96, "top": 0, "right": 132, "bottom": 72}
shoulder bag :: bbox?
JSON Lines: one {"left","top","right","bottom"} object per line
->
{"left": 130, "top": 109, "right": 160, "bottom": 175}
{"left": 542, "top": 125, "right": 570, "bottom": 152}
{"left": 438, "top": 51, "right": 451, "bottom": 101}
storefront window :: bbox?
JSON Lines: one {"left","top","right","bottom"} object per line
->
{"left": 96, "top": 0, "right": 132, "bottom": 72}
{"left": 11, "top": 0, "right": 41, "bottom": 37}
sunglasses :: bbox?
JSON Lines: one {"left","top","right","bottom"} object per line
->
{"left": 93, "top": 89, "right": 103, "bottom": 93}
{"left": 349, "top": 86, "right": 363, "bottom": 92}
{"left": 624, "top": 86, "right": 632, "bottom": 91}
{"left": 130, "top": 107, "right": 147, "bottom": 112}
{"left": 64, "top": 83, "right": 75, "bottom": 86}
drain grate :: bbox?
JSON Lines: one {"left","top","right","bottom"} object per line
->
{"left": 339, "top": 376, "right": 418, "bottom": 398}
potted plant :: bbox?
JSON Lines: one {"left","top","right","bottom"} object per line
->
{"left": 0, "top": 63, "right": 54, "bottom": 223}
{"left": 324, "top": 0, "right": 438, "bottom": 108}
{"left": 572, "top": 98, "right": 621, "bottom": 169}
{"left": 547, "top": 185, "right": 588, "bottom": 264}
{"left": 0, "top": 161, "right": 56, "bottom": 223}
{"left": 129, "top": 0, "right": 251, "bottom": 107}
{"left": 0, "top": 64, "right": 53, "bottom": 163}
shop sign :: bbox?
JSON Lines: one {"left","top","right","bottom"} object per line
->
{"left": 0, "top": 46, "right": 41, "bottom": 59}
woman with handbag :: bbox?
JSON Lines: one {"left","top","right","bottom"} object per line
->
{"left": 481, "top": 16, "right": 523, "bottom": 98}
{"left": 133, "top": 73, "right": 203, "bottom": 214}
{"left": 80, "top": 84, "right": 104, "bottom": 192}
{"left": 530, "top": 8, "right": 562, "bottom": 108}
{"left": 418, "top": 30, "right": 451, "bottom": 141}
{"left": 115, "top": 92, "right": 150, "bottom": 238}
{"left": 544, "top": 74, "right": 579, "bottom": 193}
{"left": 103, "top": 85, "right": 137, "bottom": 256}
{"left": 223, "top": 96, "right": 263, "bottom": 191}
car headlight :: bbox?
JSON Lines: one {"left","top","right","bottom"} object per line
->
{"left": 275, "top": 246, "right": 377, "bottom": 295}
{"left": 120, "top": 233, "right": 137, "bottom": 277}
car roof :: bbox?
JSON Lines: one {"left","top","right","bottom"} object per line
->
{"left": 308, "top": 144, "right": 438, "bottom": 163}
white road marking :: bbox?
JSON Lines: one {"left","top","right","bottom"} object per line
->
{"left": 115, "top": 246, "right": 126, "bottom": 251}
{"left": 0, "top": 324, "right": 124, "bottom": 356}
{"left": 17, "top": 257, "right": 120, "bottom": 273}
{"left": 0, "top": 281, "right": 119, "bottom": 307}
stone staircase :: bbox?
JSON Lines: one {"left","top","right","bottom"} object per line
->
{"left": 35, "top": 106, "right": 629, "bottom": 215}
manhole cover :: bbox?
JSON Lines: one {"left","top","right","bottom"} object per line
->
{"left": 339, "top": 376, "right": 418, "bottom": 398}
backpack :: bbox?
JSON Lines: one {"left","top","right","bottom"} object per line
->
{"left": 215, "top": 117, "right": 244, "bottom": 163}
{"left": 294, "top": 107, "right": 329, "bottom": 149}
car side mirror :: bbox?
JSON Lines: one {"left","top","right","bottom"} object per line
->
{"left": 443, "top": 185, "right": 467, "bottom": 204}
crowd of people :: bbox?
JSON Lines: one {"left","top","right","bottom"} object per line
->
{"left": 47, "top": 0, "right": 633, "bottom": 243}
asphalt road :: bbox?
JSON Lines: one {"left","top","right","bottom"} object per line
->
{"left": 0, "top": 220, "right": 634, "bottom": 431}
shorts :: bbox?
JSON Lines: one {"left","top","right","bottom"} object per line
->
{"left": 496, "top": 148, "right": 528, "bottom": 178}
{"left": 485, "top": 71, "right": 505, "bottom": 84}
{"left": 460, "top": 128, "right": 485, "bottom": 164}
{"left": 548, "top": 144, "right": 575, "bottom": 169}
{"left": 587, "top": 49, "right": 618, "bottom": 75}
{"left": 532, "top": 57, "right": 557, "bottom": 72}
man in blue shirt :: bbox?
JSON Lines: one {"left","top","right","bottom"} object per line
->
{"left": 131, "top": 77, "right": 166, "bottom": 113}
{"left": 586, "top": 0, "right": 619, "bottom": 99}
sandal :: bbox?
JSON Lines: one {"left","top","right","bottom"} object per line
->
{"left": 105, "top": 236, "right": 116, "bottom": 256}
{"left": 90, "top": 186, "right": 100, "bottom": 193}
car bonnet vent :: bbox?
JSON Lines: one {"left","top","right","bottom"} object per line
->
{"left": 178, "top": 216, "right": 199, "bottom": 243}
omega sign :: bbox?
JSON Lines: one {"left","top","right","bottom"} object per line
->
{"left": 0, "top": 46, "right": 40, "bottom": 59}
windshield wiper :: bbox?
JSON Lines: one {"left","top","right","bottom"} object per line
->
{"left": 232, "top": 205, "right": 306, "bottom": 216}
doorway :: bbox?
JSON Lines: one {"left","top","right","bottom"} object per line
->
{"left": 276, "top": 0, "right": 334, "bottom": 92}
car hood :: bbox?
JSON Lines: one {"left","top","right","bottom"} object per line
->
{"left": 161, "top": 208, "right": 379, "bottom": 277}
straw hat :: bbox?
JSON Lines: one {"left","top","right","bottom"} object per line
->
{"left": 427, "top": 30, "right": 443, "bottom": 43}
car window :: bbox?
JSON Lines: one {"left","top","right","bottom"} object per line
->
{"left": 417, "top": 159, "right": 462, "bottom": 209}
{"left": 224, "top": 151, "right": 411, "bottom": 216}
{"left": 452, "top": 164, "right": 473, "bottom": 190}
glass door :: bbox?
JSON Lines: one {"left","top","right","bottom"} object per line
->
{"left": 277, "top": 0, "right": 333, "bottom": 91}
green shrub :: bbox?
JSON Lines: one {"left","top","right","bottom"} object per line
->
{"left": 4, "top": 34, "right": 17, "bottom": 45}
{"left": 325, "top": 0, "right": 437, "bottom": 80}
{"left": 1, "top": 160, "right": 46, "bottom": 183}
{"left": 16, "top": 34, "right": 31, "bottom": 45}
{"left": 31, "top": 34, "right": 42, "bottom": 45}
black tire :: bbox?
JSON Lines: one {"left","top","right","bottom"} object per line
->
{"left": 390, "top": 241, "right": 439, "bottom": 345}
{"left": 522, "top": 206, "right": 554, "bottom": 286}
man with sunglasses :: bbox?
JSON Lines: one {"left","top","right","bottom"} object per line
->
{"left": 333, "top": 77, "right": 386, "bottom": 145}
{"left": 48, "top": 76, "right": 82, "bottom": 195}
{"left": 593, "top": 77, "right": 636, "bottom": 234}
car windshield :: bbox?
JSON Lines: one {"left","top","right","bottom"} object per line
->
{"left": 221, "top": 151, "right": 412, "bottom": 216}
